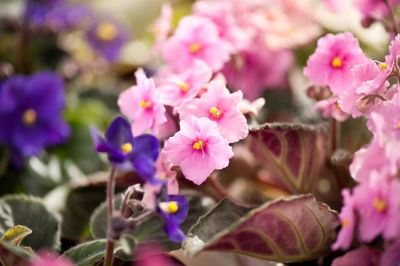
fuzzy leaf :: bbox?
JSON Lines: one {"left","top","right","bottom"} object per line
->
{"left": 1, "top": 225, "right": 32, "bottom": 246}
{"left": 183, "top": 195, "right": 338, "bottom": 263}
{"left": 249, "top": 123, "right": 328, "bottom": 193}
{"left": 63, "top": 239, "right": 107, "bottom": 266}
{"left": 0, "top": 194, "right": 61, "bottom": 251}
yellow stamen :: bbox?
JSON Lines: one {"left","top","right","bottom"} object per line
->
{"left": 159, "top": 201, "right": 179, "bottom": 214}
{"left": 341, "top": 219, "right": 349, "bottom": 227}
{"left": 178, "top": 82, "right": 190, "bottom": 93}
{"left": 373, "top": 197, "right": 387, "bottom": 212}
{"left": 22, "top": 109, "right": 36, "bottom": 126}
{"left": 96, "top": 22, "right": 118, "bottom": 41}
{"left": 193, "top": 139, "right": 205, "bottom": 150}
{"left": 380, "top": 63, "right": 387, "bottom": 70}
{"left": 335, "top": 102, "right": 342, "bottom": 111}
{"left": 140, "top": 100, "right": 153, "bottom": 109}
{"left": 189, "top": 42, "right": 202, "bottom": 53}
{"left": 398, "top": 121, "right": 400, "bottom": 128}
{"left": 121, "top": 142, "right": 132, "bottom": 154}
{"left": 160, "top": 174, "right": 167, "bottom": 180}
{"left": 209, "top": 106, "right": 222, "bottom": 119}
{"left": 331, "top": 56, "right": 342, "bottom": 68}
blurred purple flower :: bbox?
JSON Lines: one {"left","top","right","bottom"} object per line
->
{"left": 47, "top": 4, "right": 92, "bottom": 31}
{"left": 90, "top": 117, "right": 160, "bottom": 182}
{"left": 157, "top": 194, "right": 188, "bottom": 242}
{"left": 24, "top": 0, "right": 65, "bottom": 26}
{"left": 86, "top": 18, "right": 130, "bottom": 62}
{"left": 0, "top": 71, "right": 70, "bottom": 158}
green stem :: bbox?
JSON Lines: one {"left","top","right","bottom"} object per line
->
{"left": 0, "top": 149, "right": 10, "bottom": 179}
{"left": 104, "top": 166, "right": 116, "bottom": 266}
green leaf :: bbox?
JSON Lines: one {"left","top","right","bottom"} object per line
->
{"left": 1, "top": 225, "right": 32, "bottom": 246}
{"left": 90, "top": 190, "right": 215, "bottom": 251}
{"left": 0, "top": 240, "right": 33, "bottom": 266}
{"left": 63, "top": 239, "right": 107, "bottom": 266}
{"left": 0, "top": 194, "right": 61, "bottom": 251}
{"left": 183, "top": 194, "right": 338, "bottom": 263}
{"left": 248, "top": 123, "right": 328, "bottom": 193}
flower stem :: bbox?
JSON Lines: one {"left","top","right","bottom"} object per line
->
{"left": 331, "top": 118, "right": 338, "bottom": 155}
{"left": 0, "top": 149, "right": 10, "bottom": 179}
{"left": 104, "top": 166, "right": 116, "bottom": 266}
{"left": 383, "top": 0, "right": 399, "bottom": 34}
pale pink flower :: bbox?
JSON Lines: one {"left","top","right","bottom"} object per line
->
{"left": 332, "top": 189, "right": 356, "bottom": 251}
{"left": 238, "top": 97, "right": 265, "bottom": 116}
{"left": 162, "top": 15, "right": 232, "bottom": 72}
{"left": 304, "top": 32, "right": 369, "bottom": 95}
{"left": 158, "top": 60, "right": 212, "bottom": 107}
{"left": 152, "top": 2, "right": 172, "bottom": 54}
{"left": 153, "top": 112, "right": 177, "bottom": 141}
{"left": 179, "top": 80, "right": 248, "bottom": 143}
{"left": 313, "top": 97, "right": 349, "bottom": 121}
{"left": 222, "top": 42, "right": 294, "bottom": 100}
{"left": 163, "top": 116, "right": 233, "bottom": 185}
{"left": 118, "top": 68, "right": 166, "bottom": 136}
{"left": 354, "top": 0, "right": 400, "bottom": 20}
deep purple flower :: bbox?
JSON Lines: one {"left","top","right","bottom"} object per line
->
{"left": 157, "top": 194, "right": 188, "bottom": 242}
{"left": 24, "top": 0, "right": 65, "bottom": 27}
{"left": 90, "top": 117, "right": 161, "bottom": 182}
{"left": 47, "top": 4, "right": 92, "bottom": 31}
{"left": 86, "top": 18, "right": 129, "bottom": 62}
{"left": 0, "top": 71, "right": 70, "bottom": 158}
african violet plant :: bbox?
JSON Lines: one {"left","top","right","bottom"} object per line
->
{"left": 0, "top": 0, "right": 400, "bottom": 265}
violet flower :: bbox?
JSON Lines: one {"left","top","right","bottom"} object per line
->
{"left": 47, "top": 4, "right": 92, "bottom": 31}
{"left": 24, "top": 0, "right": 65, "bottom": 27}
{"left": 0, "top": 71, "right": 70, "bottom": 159}
{"left": 90, "top": 117, "right": 161, "bottom": 183}
{"left": 156, "top": 194, "right": 188, "bottom": 242}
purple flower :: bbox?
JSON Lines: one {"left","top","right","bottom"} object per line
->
{"left": 86, "top": 18, "right": 129, "bottom": 62}
{"left": 47, "top": 4, "right": 92, "bottom": 31}
{"left": 0, "top": 71, "right": 70, "bottom": 158}
{"left": 24, "top": 0, "right": 65, "bottom": 27}
{"left": 157, "top": 194, "right": 188, "bottom": 242}
{"left": 90, "top": 117, "right": 161, "bottom": 183}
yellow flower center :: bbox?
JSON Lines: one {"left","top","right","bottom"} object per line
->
{"left": 397, "top": 121, "right": 400, "bottom": 128}
{"left": 373, "top": 197, "right": 387, "bottom": 212}
{"left": 178, "top": 82, "right": 190, "bottom": 93}
{"left": 209, "top": 106, "right": 222, "bottom": 119}
{"left": 160, "top": 174, "right": 167, "bottom": 180}
{"left": 22, "top": 109, "right": 36, "bottom": 126}
{"left": 189, "top": 42, "right": 202, "bottom": 53}
{"left": 331, "top": 56, "right": 342, "bottom": 68}
{"left": 140, "top": 100, "right": 153, "bottom": 109}
{"left": 380, "top": 63, "right": 388, "bottom": 70}
{"left": 96, "top": 22, "right": 118, "bottom": 41}
{"left": 193, "top": 139, "right": 205, "bottom": 150}
{"left": 341, "top": 219, "right": 349, "bottom": 227}
{"left": 159, "top": 201, "right": 179, "bottom": 214}
{"left": 120, "top": 142, "right": 132, "bottom": 154}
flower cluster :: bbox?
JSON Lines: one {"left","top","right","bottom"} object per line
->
{"left": 305, "top": 32, "right": 400, "bottom": 263}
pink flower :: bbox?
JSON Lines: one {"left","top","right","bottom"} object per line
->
{"left": 222, "top": 42, "right": 294, "bottom": 100}
{"left": 332, "top": 189, "right": 356, "bottom": 251}
{"left": 118, "top": 68, "right": 166, "bottom": 136}
{"left": 313, "top": 97, "right": 349, "bottom": 121}
{"left": 152, "top": 3, "right": 172, "bottom": 54}
{"left": 142, "top": 152, "right": 179, "bottom": 209}
{"left": 29, "top": 251, "right": 75, "bottom": 266}
{"left": 158, "top": 60, "right": 212, "bottom": 107}
{"left": 304, "top": 32, "right": 368, "bottom": 95}
{"left": 380, "top": 240, "right": 400, "bottom": 266}
{"left": 162, "top": 15, "right": 232, "bottom": 72}
{"left": 354, "top": 0, "right": 400, "bottom": 20}
{"left": 332, "top": 246, "right": 380, "bottom": 266}
{"left": 238, "top": 97, "right": 265, "bottom": 116}
{"left": 163, "top": 116, "right": 233, "bottom": 185}
{"left": 179, "top": 80, "right": 248, "bottom": 143}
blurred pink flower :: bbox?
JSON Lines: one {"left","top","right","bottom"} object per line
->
{"left": 304, "top": 32, "right": 368, "bottom": 95}
{"left": 332, "top": 189, "right": 356, "bottom": 251}
{"left": 135, "top": 243, "right": 178, "bottom": 266}
{"left": 380, "top": 240, "right": 400, "bottom": 266}
{"left": 354, "top": 0, "right": 400, "bottom": 20}
{"left": 313, "top": 97, "right": 349, "bottom": 121}
{"left": 152, "top": 3, "right": 173, "bottom": 54}
{"left": 332, "top": 246, "right": 380, "bottom": 266}
{"left": 179, "top": 80, "right": 248, "bottom": 143}
{"left": 29, "top": 251, "right": 75, "bottom": 266}
{"left": 118, "top": 68, "right": 166, "bottom": 136}
{"left": 163, "top": 116, "right": 233, "bottom": 185}
{"left": 159, "top": 60, "right": 212, "bottom": 107}
{"left": 162, "top": 16, "right": 232, "bottom": 72}
{"left": 238, "top": 97, "right": 265, "bottom": 116}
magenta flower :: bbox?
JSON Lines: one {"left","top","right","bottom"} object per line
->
{"left": 118, "top": 68, "right": 166, "bottom": 136}
{"left": 354, "top": 0, "right": 400, "bottom": 20}
{"left": 161, "top": 15, "right": 232, "bottom": 72}
{"left": 332, "top": 246, "right": 380, "bottom": 266}
{"left": 179, "top": 80, "right": 248, "bottom": 143}
{"left": 163, "top": 116, "right": 233, "bottom": 185}
{"left": 29, "top": 250, "right": 75, "bottom": 266}
{"left": 159, "top": 60, "right": 212, "bottom": 107}
{"left": 332, "top": 189, "right": 356, "bottom": 251}
{"left": 304, "top": 32, "right": 368, "bottom": 95}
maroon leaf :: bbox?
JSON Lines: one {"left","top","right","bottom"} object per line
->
{"left": 248, "top": 123, "right": 328, "bottom": 194}
{"left": 183, "top": 194, "right": 338, "bottom": 263}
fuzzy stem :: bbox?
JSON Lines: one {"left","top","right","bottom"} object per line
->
{"left": 104, "top": 166, "right": 116, "bottom": 266}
